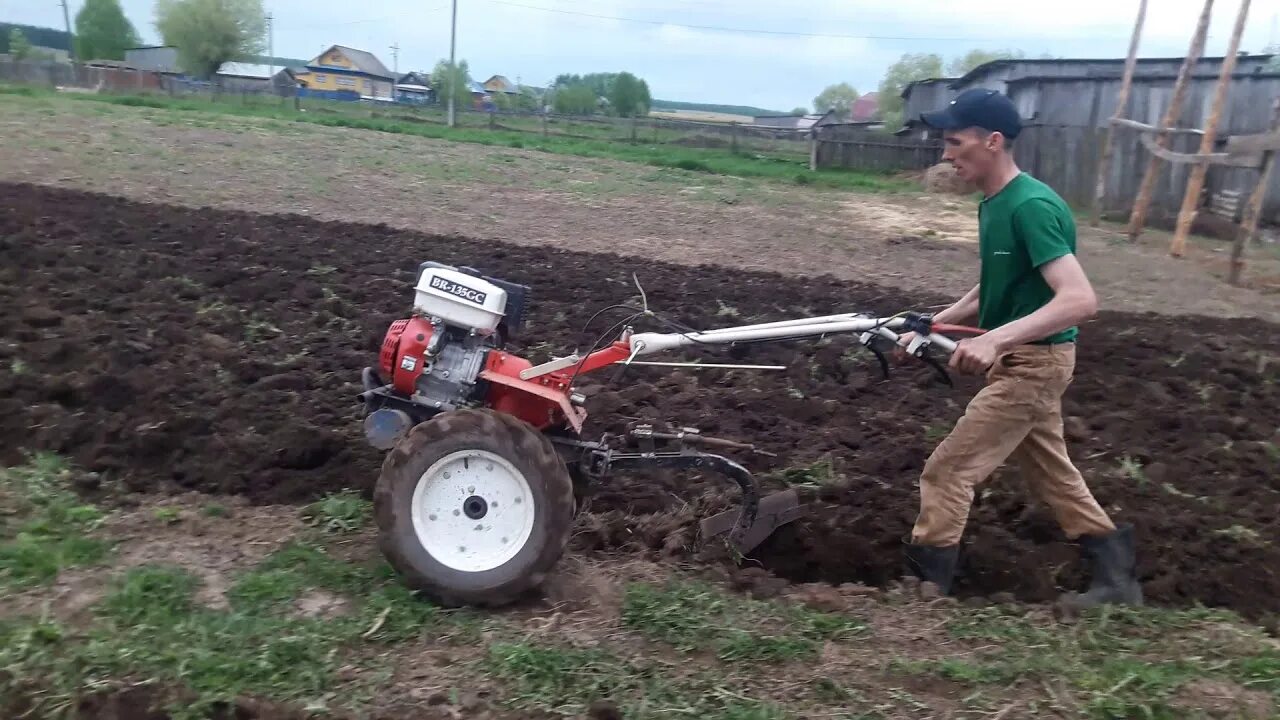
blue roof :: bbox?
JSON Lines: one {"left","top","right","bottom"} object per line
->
{"left": 467, "top": 81, "right": 485, "bottom": 93}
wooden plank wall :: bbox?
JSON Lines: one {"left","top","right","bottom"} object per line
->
{"left": 813, "top": 124, "right": 942, "bottom": 172}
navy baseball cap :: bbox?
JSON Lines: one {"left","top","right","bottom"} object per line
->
{"left": 921, "top": 88, "right": 1022, "bottom": 139}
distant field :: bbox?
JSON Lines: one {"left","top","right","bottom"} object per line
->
{"left": 648, "top": 109, "right": 756, "bottom": 124}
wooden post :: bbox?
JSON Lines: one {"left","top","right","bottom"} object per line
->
{"left": 731, "top": 122, "right": 739, "bottom": 153}
{"left": 1171, "top": 0, "right": 1252, "bottom": 256}
{"left": 1230, "top": 98, "right": 1280, "bottom": 285}
{"left": 1126, "top": 0, "right": 1214, "bottom": 242}
{"left": 630, "top": 115, "right": 637, "bottom": 142}
{"left": 809, "top": 130, "right": 818, "bottom": 171}
{"left": 541, "top": 112, "right": 547, "bottom": 137}
{"left": 653, "top": 118, "right": 659, "bottom": 143}
{"left": 1091, "top": 0, "right": 1147, "bottom": 226}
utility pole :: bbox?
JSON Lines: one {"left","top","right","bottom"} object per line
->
{"left": 60, "top": 0, "right": 75, "bottom": 62}
{"left": 266, "top": 12, "right": 274, "bottom": 79}
{"left": 447, "top": 0, "right": 458, "bottom": 127}
{"left": 390, "top": 43, "right": 399, "bottom": 75}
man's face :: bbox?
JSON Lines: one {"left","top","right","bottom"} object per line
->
{"left": 942, "top": 128, "right": 998, "bottom": 183}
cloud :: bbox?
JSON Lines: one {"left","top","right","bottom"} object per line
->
{"left": 9, "top": 0, "right": 1280, "bottom": 109}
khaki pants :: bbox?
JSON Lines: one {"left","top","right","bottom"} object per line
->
{"left": 911, "top": 343, "right": 1116, "bottom": 546}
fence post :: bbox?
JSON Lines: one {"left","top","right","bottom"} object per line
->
{"left": 809, "top": 130, "right": 818, "bottom": 171}
{"left": 1229, "top": 98, "right": 1280, "bottom": 286}
{"left": 489, "top": 109, "right": 496, "bottom": 129}
{"left": 1126, "top": 0, "right": 1212, "bottom": 243}
{"left": 541, "top": 112, "right": 548, "bottom": 136}
{"left": 731, "top": 122, "right": 739, "bottom": 153}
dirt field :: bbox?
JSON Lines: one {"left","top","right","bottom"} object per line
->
{"left": 3, "top": 181, "right": 1277, "bottom": 616}
{"left": 1, "top": 94, "right": 1279, "bottom": 322}
{"left": 3, "top": 94, "right": 1280, "bottom": 719}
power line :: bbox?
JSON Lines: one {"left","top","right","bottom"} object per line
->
{"left": 477, "top": 0, "right": 1129, "bottom": 42}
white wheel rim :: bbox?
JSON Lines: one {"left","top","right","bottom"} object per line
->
{"left": 410, "top": 450, "right": 536, "bottom": 573}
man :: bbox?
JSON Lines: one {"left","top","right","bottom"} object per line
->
{"left": 901, "top": 88, "right": 1142, "bottom": 609}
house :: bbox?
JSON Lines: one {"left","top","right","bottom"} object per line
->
{"left": 395, "top": 71, "right": 434, "bottom": 104}
{"left": 291, "top": 45, "right": 395, "bottom": 101}
{"left": 849, "top": 92, "right": 880, "bottom": 122}
{"left": 482, "top": 74, "right": 518, "bottom": 94}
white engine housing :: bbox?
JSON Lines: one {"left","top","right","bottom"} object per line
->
{"left": 414, "top": 267, "right": 508, "bottom": 333}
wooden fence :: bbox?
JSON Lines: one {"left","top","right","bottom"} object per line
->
{"left": 811, "top": 124, "right": 943, "bottom": 172}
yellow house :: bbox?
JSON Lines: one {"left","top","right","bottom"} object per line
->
{"left": 292, "top": 45, "right": 395, "bottom": 100}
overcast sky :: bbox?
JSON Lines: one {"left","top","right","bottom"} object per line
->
{"left": 5, "top": 0, "right": 1280, "bottom": 110}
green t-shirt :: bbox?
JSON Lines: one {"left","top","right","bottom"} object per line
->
{"left": 977, "top": 173, "right": 1078, "bottom": 345}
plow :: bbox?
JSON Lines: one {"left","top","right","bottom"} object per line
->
{"left": 358, "top": 261, "right": 983, "bottom": 606}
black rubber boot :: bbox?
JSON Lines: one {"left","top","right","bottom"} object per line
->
{"left": 1059, "top": 523, "right": 1143, "bottom": 610}
{"left": 904, "top": 543, "right": 959, "bottom": 595}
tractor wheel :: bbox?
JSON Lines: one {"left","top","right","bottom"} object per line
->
{"left": 373, "top": 408, "right": 575, "bottom": 607}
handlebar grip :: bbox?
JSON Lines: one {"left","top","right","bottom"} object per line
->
{"left": 927, "top": 334, "right": 958, "bottom": 353}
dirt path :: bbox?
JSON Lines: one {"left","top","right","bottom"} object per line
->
{"left": 1, "top": 94, "right": 1278, "bottom": 321}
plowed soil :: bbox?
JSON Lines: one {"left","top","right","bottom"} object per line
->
{"left": 2, "top": 182, "right": 1278, "bottom": 620}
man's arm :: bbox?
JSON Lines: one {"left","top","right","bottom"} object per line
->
{"left": 949, "top": 254, "right": 1096, "bottom": 373}
{"left": 982, "top": 254, "right": 1096, "bottom": 350}
{"left": 933, "top": 283, "right": 980, "bottom": 325}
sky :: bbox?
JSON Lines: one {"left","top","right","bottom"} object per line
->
{"left": 4, "top": 0, "right": 1280, "bottom": 111}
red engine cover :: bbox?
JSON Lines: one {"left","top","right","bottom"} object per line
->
{"left": 380, "top": 317, "right": 436, "bottom": 396}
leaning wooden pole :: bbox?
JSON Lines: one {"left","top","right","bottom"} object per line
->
{"left": 1091, "top": 0, "right": 1148, "bottom": 227}
{"left": 1126, "top": 0, "right": 1215, "bottom": 242}
{"left": 1229, "top": 98, "right": 1280, "bottom": 285}
{"left": 1170, "top": 0, "right": 1252, "bottom": 256}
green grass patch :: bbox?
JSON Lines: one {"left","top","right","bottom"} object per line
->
{"left": 487, "top": 641, "right": 785, "bottom": 719}
{"left": 6, "top": 89, "right": 914, "bottom": 193}
{"left": 300, "top": 489, "right": 371, "bottom": 534}
{"left": 0, "top": 534, "right": 471, "bottom": 718}
{"left": 0, "top": 453, "right": 110, "bottom": 588}
{"left": 621, "top": 578, "right": 865, "bottom": 662}
{"left": 897, "top": 605, "right": 1280, "bottom": 717}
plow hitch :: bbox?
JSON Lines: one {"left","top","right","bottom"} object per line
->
{"left": 564, "top": 423, "right": 807, "bottom": 555}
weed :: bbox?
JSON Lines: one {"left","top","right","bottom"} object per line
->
{"left": 768, "top": 457, "right": 837, "bottom": 488}
{"left": 924, "top": 422, "right": 952, "bottom": 443}
{"left": 1117, "top": 455, "right": 1146, "bottom": 484}
{"left": 1166, "top": 352, "right": 1187, "bottom": 368}
{"left": 152, "top": 507, "right": 182, "bottom": 525}
{"left": 305, "top": 264, "right": 337, "bottom": 277}
{"left": 244, "top": 317, "right": 282, "bottom": 342}
{"left": 715, "top": 299, "right": 740, "bottom": 318}
{"left": 196, "top": 300, "right": 229, "bottom": 316}
{"left": 0, "top": 454, "right": 110, "bottom": 588}
{"left": 202, "top": 502, "right": 229, "bottom": 518}
{"left": 9, "top": 357, "right": 28, "bottom": 375}
{"left": 300, "top": 490, "right": 371, "bottom": 534}
{"left": 1213, "top": 524, "right": 1266, "bottom": 546}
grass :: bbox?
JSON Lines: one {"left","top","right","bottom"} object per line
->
{"left": 0, "top": 539, "right": 465, "bottom": 718}
{"left": 6, "top": 87, "right": 915, "bottom": 193}
{"left": 0, "top": 453, "right": 110, "bottom": 589}
{"left": 765, "top": 457, "right": 839, "bottom": 489}
{"left": 486, "top": 642, "right": 786, "bottom": 719}
{"left": 300, "top": 489, "right": 371, "bottom": 534}
{"left": 620, "top": 578, "right": 865, "bottom": 662}
{"left": 898, "top": 604, "right": 1280, "bottom": 719}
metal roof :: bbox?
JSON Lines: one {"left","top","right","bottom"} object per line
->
{"left": 216, "top": 62, "right": 277, "bottom": 79}
{"left": 313, "top": 45, "right": 393, "bottom": 79}
{"left": 952, "top": 53, "right": 1276, "bottom": 87}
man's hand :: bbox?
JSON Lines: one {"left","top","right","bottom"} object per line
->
{"left": 949, "top": 334, "right": 1004, "bottom": 375}
{"left": 893, "top": 331, "right": 918, "bottom": 364}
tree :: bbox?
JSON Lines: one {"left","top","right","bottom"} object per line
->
{"left": 430, "top": 59, "right": 472, "bottom": 111}
{"left": 877, "top": 52, "right": 944, "bottom": 127}
{"left": 154, "top": 0, "right": 266, "bottom": 78}
{"left": 946, "top": 48, "right": 1026, "bottom": 76}
{"left": 813, "top": 82, "right": 859, "bottom": 115}
{"left": 790, "top": 106, "right": 809, "bottom": 115}
{"left": 552, "top": 83, "right": 597, "bottom": 115}
{"left": 75, "top": 0, "right": 140, "bottom": 61}
{"left": 8, "top": 28, "right": 32, "bottom": 61}
{"left": 608, "top": 71, "right": 650, "bottom": 117}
